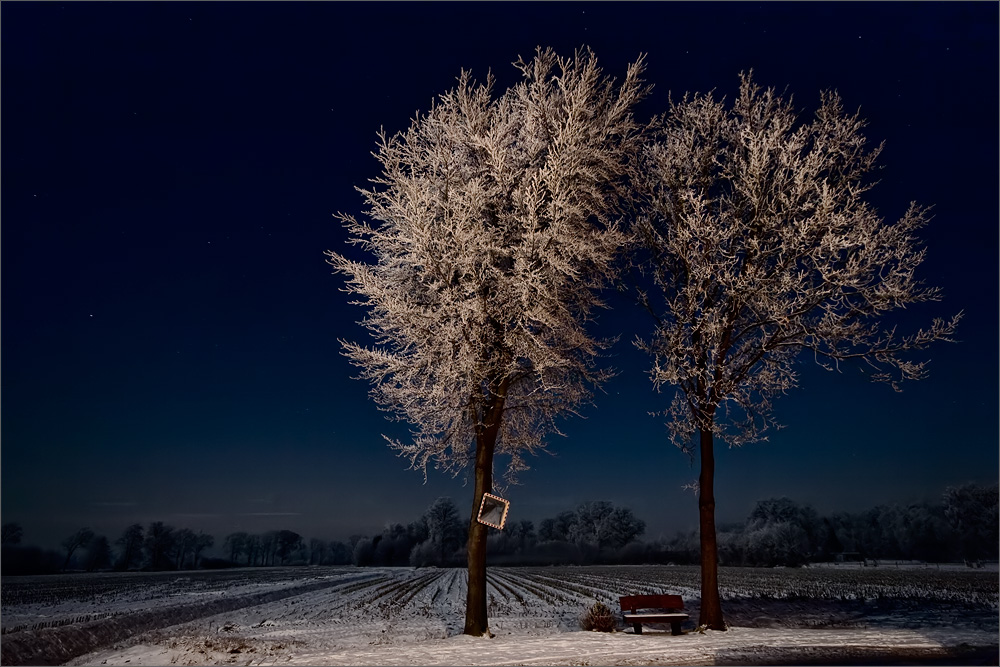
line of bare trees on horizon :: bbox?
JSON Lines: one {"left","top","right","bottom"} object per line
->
{"left": 0, "top": 521, "right": 215, "bottom": 576}
{"left": 2, "top": 482, "right": 994, "bottom": 577}
{"left": 340, "top": 484, "right": 997, "bottom": 570}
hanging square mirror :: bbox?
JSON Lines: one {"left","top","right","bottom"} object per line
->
{"left": 476, "top": 492, "right": 509, "bottom": 529}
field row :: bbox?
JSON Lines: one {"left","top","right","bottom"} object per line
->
{"left": 1, "top": 567, "right": 345, "bottom": 608}
{"left": 3, "top": 564, "right": 996, "bottom": 637}
{"left": 530, "top": 565, "right": 999, "bottom": 606}
{"left": 0, "top": 567, "right": 366, "bottom": 633}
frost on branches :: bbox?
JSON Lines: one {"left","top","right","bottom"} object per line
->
{"left": 327, "top": 46, "right": 648, "bottom": 635}
{"left": 634, "top": 71, "right": 961, "bottom": 453}
{"left": 328, "top": 47, "right": 647, "bottom": 484}
{"left": 632, "top": 72, "right": 960, "bottom": 631}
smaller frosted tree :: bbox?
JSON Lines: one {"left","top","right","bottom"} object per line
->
{"left": 568, "top": 501, "right": 645, "bottom": 550}
{"left": 423, "top": 497, "right": 464, "bottom": 564}
{"left": 329, "top": 47, "right": 648, "bottom": 635}
{"left": 633, "top": 72, "right": 961, "bottom": 629}
{"left": 741, "top": 498, "right": 818, "bottom": 567}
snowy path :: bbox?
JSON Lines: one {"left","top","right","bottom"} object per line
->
{"left": 69, "top": 626, "right": 998, "bottom": 666}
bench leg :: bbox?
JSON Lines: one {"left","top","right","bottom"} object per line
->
{"left": 671, "top": 621, "right": 682, "bottom": 636}
{"left": 633, "top": 622, "right": 642, "bottom": 635}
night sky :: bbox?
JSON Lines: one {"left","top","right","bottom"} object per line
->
{"left": 3, "top": 2, "right": 997, "bottom": 552}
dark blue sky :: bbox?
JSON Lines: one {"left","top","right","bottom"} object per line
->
{"left": 3, "top": 2, "right": 997, "bottom": 551}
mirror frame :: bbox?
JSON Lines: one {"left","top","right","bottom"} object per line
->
{"left": 476, "top": 492, "right": 510, "bottom": 529}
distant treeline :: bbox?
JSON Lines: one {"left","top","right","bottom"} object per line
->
{"left": 319, "top": 483, "right": 998, "bottom": 569}
{"left": 694, "top": 482, "right": 998, "bottom": 568}
{"left": 2, "top": 483, "right": 995, "bottom": 576}
{"left": 0, "top": 521, "right": 216, "bottom": 576}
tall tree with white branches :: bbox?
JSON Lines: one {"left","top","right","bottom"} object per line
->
{"left": 328, "top": 47, "right": 648, "bottom": 636}
{"left": 633, "top": 72, "right": 961, "bottom": 630}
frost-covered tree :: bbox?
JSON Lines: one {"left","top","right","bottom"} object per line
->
{"left": 328, "top": 47, "right": 648, "bottom": 636}
{"left": 633, "top": 72, "right": 961, "bottom": 629}
{"left": 741, "top": 498, "right": 819, "bottom": 567}
{"left": 568, "top": 501, "right": 645, "bottom": 550}
{"left": 423, "top": 497, "right": 464, "bottom": 565}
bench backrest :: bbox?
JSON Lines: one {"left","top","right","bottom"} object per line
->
{"left": 619, "top": 594, "right": 684, "bottom": 613}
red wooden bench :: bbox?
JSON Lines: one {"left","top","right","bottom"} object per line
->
{"left": 619, "top": 594, "right": 689, "bottom": 635}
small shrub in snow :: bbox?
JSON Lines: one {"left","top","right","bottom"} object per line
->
{"left": 580, "top": 601, "right": 616, "bottom": 632}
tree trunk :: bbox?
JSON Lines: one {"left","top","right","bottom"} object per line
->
{"left": 463, "top": 394, "right": 504, "bottom": 637}
{"left": 698, "top": 426, "right": 726, "bottom": 630}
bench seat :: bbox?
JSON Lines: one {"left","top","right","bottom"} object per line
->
{"left": 619, "top": 595, "right": 689, "bottom": 635}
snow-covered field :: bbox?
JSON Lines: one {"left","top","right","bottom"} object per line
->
{"left": 2, "top": 563, "right": 996, "bottom": 665}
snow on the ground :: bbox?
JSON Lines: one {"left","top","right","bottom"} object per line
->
{"left": 68, "top": 625, "right": 998, "bottom": 666}
{"left": 3, "top": 564, "right": 994, "bottom": 666}
{"left": 1, "top": 567, "right": 359, "bottom": 632}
